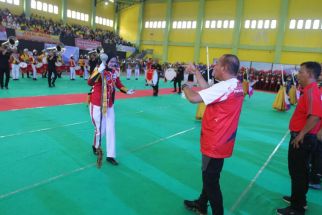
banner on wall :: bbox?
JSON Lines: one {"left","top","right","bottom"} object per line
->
{"left": 75, "top": 38, "right": 101, "bottom": 51}
{"left": 116, "top": 44, "right": 136, "bottom": 54}
{"left": 15, "top": 30, "right": 60, "bottom": 44}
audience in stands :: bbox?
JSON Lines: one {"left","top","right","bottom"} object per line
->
{"left": 0, "top": 8, "right": 133, "bottom": 46}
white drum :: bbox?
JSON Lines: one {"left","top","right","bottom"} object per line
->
{"left": 165, "top": 68, "right": 176, "bottom": 81}
{"left": 75, "top": 66, "right": 81, "bottom": 70}
{"left": 36, "top": 63, "right": 43, "bottom": 68}
{"left": 19, "top": 62, "right": 27, "bottom": 69}
{"left": 55, "top": 62, "right": 62, "bottom": 67}
{"left": 152, "top": 70, "right": 158, "bottom": 86}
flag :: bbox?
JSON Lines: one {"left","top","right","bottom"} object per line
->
{"left": 273, "top": 86, "right": 290, "bottom": 111}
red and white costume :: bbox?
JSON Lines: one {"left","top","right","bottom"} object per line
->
{"left": 198, "top": 78, "right": 244, "bottom": 158}
{"left": 69, "top": 58, "right": 76, "bottom": 80}
{"left": 88, "top": 67, "right": 129, "bottom": 158}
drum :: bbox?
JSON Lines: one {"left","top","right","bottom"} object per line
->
{"left": 75, "top": 65, "right": 81, "bottom": 70}
{"left": 55, "top": 62, "right": 62, "bottom": 67}
{"left": 36, "top": 63, "right": 43, "bottom": 68}
{"left": 19, "top": 62, "right": 27, "bottom": 69}
{"left": 165, "top": 68, "right": 176, "bottom": 81}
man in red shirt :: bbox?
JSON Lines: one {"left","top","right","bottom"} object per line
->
{"left": 277, "top": 62, "right": 322, "bottom": 215}
{"left": 182, "top": 54, "right": 244, "bottom": 215}
{"left": 308, "top": 68, "right": 322, "bottom": 189}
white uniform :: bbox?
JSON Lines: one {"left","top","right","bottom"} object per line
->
{"left": 89, "top": 104, "right": 116, "bottom": 158}
{"left": 11, "top": 54, "right": 20, "bottom": 79}
{"left": 134, "top": 63, "right": 140, "bottom": 80}
{"left": 126, "top": 63, "right": 132, "bottom": 80}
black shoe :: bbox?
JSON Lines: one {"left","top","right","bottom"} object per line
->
{"left": 52, "top": 83, "right": 55, "bottom": 87}
{"left": 49, "top": 85, "right": 52, "bottom": 88}
{"left": 106, "top": 157, "right": 118, "bottom": 165}
{"left": 276, "top": 206, "right": 304, "bottom": 215}
{"left": 5, "top": 86, "right": 8, "bottom": 89}
{"left": 92, "top": 146, "right": 98, "bottom": 155}
{"left": 183, "top": 200, "right": 207, "bottom": 215}
{"left": 282, "top": 196, "right": 307, "bottom": 210}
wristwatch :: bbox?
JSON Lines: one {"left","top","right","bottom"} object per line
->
{"left": 181, "top": 84, "right": 189, "bottom": 90}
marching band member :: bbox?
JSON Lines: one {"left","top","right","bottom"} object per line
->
{"left": 10, "top": 48, "right": 20, "bottom": 80}
{"left": 69, "top": 55, "right": 76, "bottom": 80}
{"left": 134, "top": 61, "right": 140, "bottom": 80}
{"left": 126, "top": 60, "right": 132, "bottom": 80}
{"left": 88, "top": 54, "right": 134, "bottom": 166}
{"left": 88, "top": 51, "right": 99, "bottom": 75}
{"left": 41, "top": 50, "right": 48, "bottom": 78}
{"left": 78, "top": 55, "right": 85, "bottom": 78}
{"left": 84, "top": 55, "right": 89, "bottom": 80}
{"left": 47, "top": 51, "right": 58, "bottom": 87}
{"left": 30, "top": 50, "right": 38, "bottom": 80}
{"left": 0, "top": 45, "right": 12, "bottom": 89}
{"left": 56, "top": 53, "right": 63, "bottom": 78}
{"left": 20, "top": 48, "right": 30, "bottom": 78}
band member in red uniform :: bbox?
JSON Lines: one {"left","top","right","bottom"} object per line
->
{"left": 69, "top": 55, "right": 76, "bottom": 80}
{"left": 182, "top": 54, "right": 244, "bottom": 215}
{"left": 88, "top": 54, "right": 134, "bottom": 166}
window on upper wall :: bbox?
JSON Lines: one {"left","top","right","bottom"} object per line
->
{"left": 289, "top": 19, "right": 322, "bottom": 30}
{"left": 67, "top": 9, "right": 88, "bottom": 22}
{"left": 172, "top": 20, "right": 196, "bottom": 29}
{"left": 205, "top": 19, "right": 234, "bottom": 29}
{"left": 31, "top": 0, "right": 59, "bottom": 14}
{"left": 244, "top": 19, "right": 277, "bottom": 29}
{"left": 144, "top": 20, "right": 166, "bottom": 29}
{"left": 0, "top": 0, "right": 19, "bottom": 5}
{"left": 95, "top": 16, "right": 113, "bottom": 27}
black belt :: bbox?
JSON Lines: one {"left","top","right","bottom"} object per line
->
{"left": 290, "top": 131, "right": 315, "bottom": 138}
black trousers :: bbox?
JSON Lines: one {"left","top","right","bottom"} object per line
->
{"left": 0, "top": 67, "right": 10, "bottom": 88}
{"left": 288, "top": 132, "right": 317, "bottom": 212}
{"left": 310, "top": 139, "right": 322, "bottom": 184}
{"left": 48, "top": 69, "right": 58, "bottom": 86}
{"left": 173, "top": 78, "right": 182, "bottom": 93}
{"left": 198, "top": 155, "right": 224, "bottom": 215}
{"left": 152, "top": 79, "right": 159, "bottom": 96}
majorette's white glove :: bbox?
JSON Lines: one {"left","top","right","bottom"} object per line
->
{"left": 127, "top": 89, "right": 135, "bottom": 95}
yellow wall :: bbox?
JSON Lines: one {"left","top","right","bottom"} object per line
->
{"left": 202, "top": 0, "right": 236, "bottom": 45}
{"left": 168, "top": 46, "right": 194, "bottom": 63}
{"left": 142, "top": 2, "right": 166, "bottom": 42}
{"left": 118, "top": 0, "right": 322, "bottom": 64}
{"left": 169, "top": 1, "right": 198, "bottom": 43}
{"left": 283, "top": 0, "right": 322, "bottom": 48}
{"left": 96, "top": 3, "right": 115, "bottom": 31}
{"left": 66, "top": 0, "right": 91, "bottom": 26}
{"left": 200, "top": 48, "right": 233, "bottom": 64}
{"left": 119, "top": 4, "right": 140, "bottom": 43}
{"left": 141, "top": 44, "right": 163, "bottom": 59}
{"left": 238, "top": 49, "right": 275, "bottom": 63}
{"left": 30, "top": 0, "right": 61, "bottom": 22}
{"left": 239, "top": 0, "right": 279, "bottom": 46}
{"left": 281, "top": 52, "right": 322, "bottom": 65}
{"left": 0, "top": 1, "right": 24, "bottom": 15}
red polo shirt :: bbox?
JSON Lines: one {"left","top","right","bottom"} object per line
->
{"left": 198, "top": 78, "right": 244, "bottom": 158}
{"left": 289, "top": 82, "right": 322, "bottom": 134}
